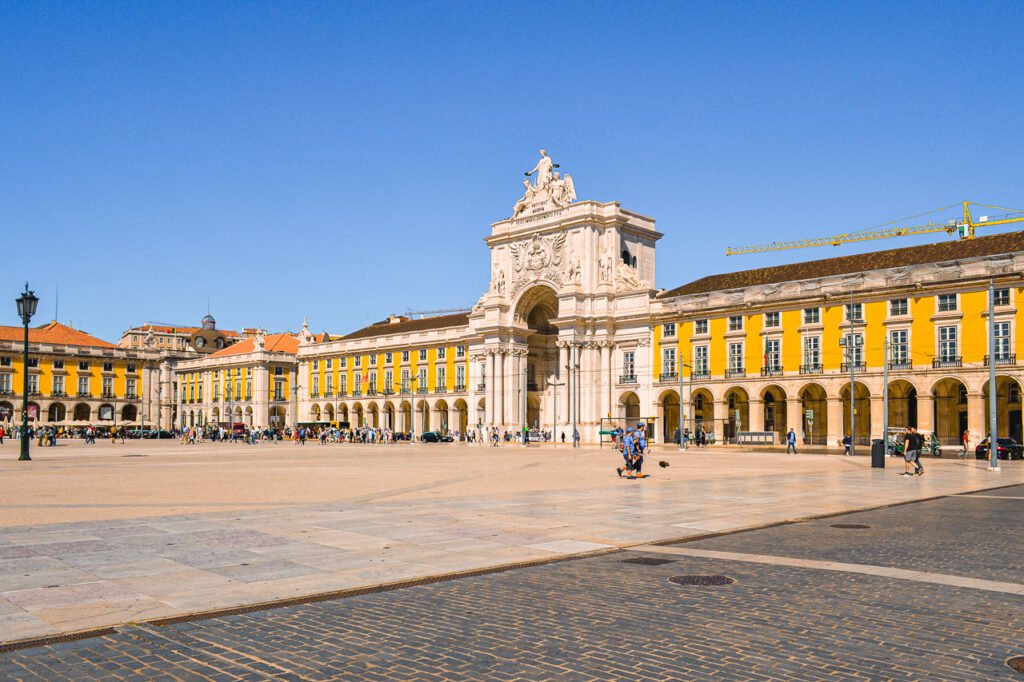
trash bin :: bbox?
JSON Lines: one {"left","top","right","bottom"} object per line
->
{"left": 871, "top": 439, "right": 886, "bottom": 468}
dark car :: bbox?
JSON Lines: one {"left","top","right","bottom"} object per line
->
{"left": 975, "top": 437, "right": 1024, "bottom": 460}
{"left": 420, "top": 431, "right": 453, "bottom": 443}
{"left": 128, "top": 428, "right": 173, "bottom": 439}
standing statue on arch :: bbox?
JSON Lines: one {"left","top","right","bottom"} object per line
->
{"left": 514, "top": 149, "right": 578, "bottom": 217}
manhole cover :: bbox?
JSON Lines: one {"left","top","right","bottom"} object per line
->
{"left": 1008, "top": 656, "right": 1024, "bottom": 674}
{"left": 622, "top": 557, "right": 676, "bottom": 566}
{"left": 831, "top": 523, "right": 871, "bottom": 529}
{"left": 669, "top": 575, "right": 735, "bottom": 586}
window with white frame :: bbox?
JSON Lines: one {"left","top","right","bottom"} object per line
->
{"left": 354, "top": 356, "right": 361, "bottom": 367}
{"left": 456, "top": 345, "right": 466, "bottom": 358}
{"left": 890, "top": 299, "right": 908, "bottom": 316}
{"left": 368, "top": 372, "right": 377, "bottom": 394}
{"left": 274, "top": 380, "right": 284, "bottom": 400}
{"left": 401, "top": 369, "right": 410, "bottom": 391}
{"left": 198, "top": 384, "right": 203, "bottom": 402}
{"left": 694, "top": 319, "right": 709, "bottom": 335}
{"left": 937, "top": 293, "right": 957, "bottom": 312}
{"left": 213, "top": 382, "right": 220, "bottom": 400}
{"left": 662, "top": 348, "right": 676, "bottom": 376}
{"left": 938, "top": 326, "right": 958, "bottom": 360}
{"left": 78, "top": 361, "right": 89, "bottom": 371}
{"left": 102, "top": 362, "right": 113, "bottom": 372}
{"left": 662, "top": 322, "right": 676, "bottom": 337}
{"left": 0, "top": 374, "right": 11, "bottom": 393}
{"left": 844, "top": 333, "right": 864, "bottom": 365}
{"left": 694, "top": 346, "right": 709, "bottom": 375}
{"left": 326, "top": 374, "right": 333, "bottom": 394}
{"left": 728, "top": 316, "right": 743, "bottom": 331}
{"left": 994, "top": 322, "right": 1011, "bottom": 360}
{"left": 102, "top": 377, "right": 113, "bottom": 396}
{"left": 54, "top": 375, "right": 66, "bottom": 395}
{"left": 275, "top": 366, "right": 283, "bottom": 376}
{"left": 28, "top": 374, "right": 39, "bottom": 394}
{"left": 245, "top": 381, "right": 251, "bottom": 399}
{"left": 803, "top": 336, "right": 820, "bottom": 368}
{"left": 385, "top": 352, "right": 393, "bottom": 364}
{"left": 437, "top": 347, "right": 446, "bottom": 359}
{"left": 326, "top": 359, "right": 332, "bottom": 369}
{"left": 312, "top": 375, "right": 319, "bottom": 395}
{"left": 54, "top": 359, "right": 65, "bottom": 370}
{"left": 384, "top": 369, "right": 393, "bottom": 392}
{"left": 845, "top": 303, "right": 863, "bottom": 322}
{"left": 728, "top": 343, "right": 743, "bottom": 372}
{"left": 622, "top": 351, "right": 635, "bottom": 378}
{"left": 994, "top": 288, "right": 1011, "bottom": 307}
{"left": 339, "top": 357, "right": 346, "bottom": 368}
{"left": 890, "top": 329, "right": 909, "bottom": 365}
{"left": 312, "top": 360, "right": 319, "bottom": 371}
{"left": 803, "top": 308, "right": 820, "bottom": 324}
{"left": 125, "top": 378, "right": 135, "bottom": 397}
{"left": 456, "top": 365, "right": 466, "bottom": 388}
{"left": 79, "top": 376, "right": 90, "bottom": 395}
{"left": 353, "top": 372, "right": 361, "bottom": 392}
{"left": 764, "top": 312, "right": 780, "bottom": 328}
{"left": 418, "top": 367, "right": 427, "bottom": 390}
{"left": 402, "top": 350, "right": 409, "bottom": 363}
{"left": 436, "top": 366, "right": 446, "bottom": 389}
{"left": 419, "top": 349, "right": 427, "bottom": 361}
{"left": 235, "top": 379, "right": 241, "bottom": 399}
{"left": 764, "top": 339, "right": 780, "bottom": 371}
{"left": 339, "top": 374, "right": 347, "bottom": 394}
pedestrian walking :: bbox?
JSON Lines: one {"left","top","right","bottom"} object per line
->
{"left": 960, "top": 430, "right": 969, "bottom": 459}
{"left": 786, "top": 428, "right": 797, "bottom": 454}
{"left": 842, "top": 433, "right": 851, "bottom": 456}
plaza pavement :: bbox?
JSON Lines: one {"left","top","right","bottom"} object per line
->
{"left": 0, "top": 438, "right": 1020, "bottom": 647}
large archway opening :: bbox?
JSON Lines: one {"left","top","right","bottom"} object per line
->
{"left": 760, "top": 385, "right": 787, "bottom": 441}
{"left": 887, "top": 380, "right": 918, "bottom": 431}
{"left": 659, "top": 389, "right": 680, "bottom": 442}
{"left": 515, "top": 285, "right": 560, "bottom": 433}
{"left": 798, "top": 384, "right": 827, "bottom": 445}
{"left": 723, "top": 387, "right": 749, "bottom": 443}
{"left": 840, "top": 381, "right": 871, "bottom": 446}
{"left": 691, "top": 388, "right": 715, "bottom": 437}
{"left": 983, "top": 376, "right": 1022, "bottom": 442}
{"left": 932, "top": 377, "right": 967, "bottom": 445}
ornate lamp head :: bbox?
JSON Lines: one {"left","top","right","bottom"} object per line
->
{"left": 16, "top": 283, "right": 39, "bottom": 324}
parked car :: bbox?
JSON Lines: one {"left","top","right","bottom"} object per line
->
{"left": 127, "top": 428, "right": 174, "bottom": 439}
{"left": 975, "top": 437, "right": 1024, "bottom": 460}
{"left": 420, "top": 431, "right": 453, "bottom": 443}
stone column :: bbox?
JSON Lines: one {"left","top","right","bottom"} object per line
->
{"left": 786, "top": 398, "right": 804, "bottom": 441}
{"left": 917, "top": 393, "right": 935, "bottom": 436}
{"left": 826, "top": 395, "right": 844, "bottom": 448}
{"left": 870, "top": 395, "right": 884, "bottom": 441}
{"left": 720, "top": 399, "right": 733, "bottom": 442}
{"left": 485, "top": 352, "right": 495, "bottom": 425}
{"left": 160, "top": 360, "right": 173, "bottom": 430}
{"left": 966, "top": 392, "right": 985, "bottom": 443}
{"left": 495, "top": 351, "right": 504, "bottom": 428}
{"left": 505, "top": 351, "right": 519, "bottom": 428}
{"left": 449, "top": 405, "right": 460, "bottom": 436}
{"left": 748, "top": 399, "right": 764, "bottom": 432}
{"left": 599, "top": 342, "right": 611, "bottom": 422}
{"left": 557, "top": 343, "right": 569, "bottom": 431}
{"left": 254, "top": 364, "right": 270, "bottom": 428}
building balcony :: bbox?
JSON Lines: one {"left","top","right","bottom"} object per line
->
{"left": 78, "top": 391, "right": 92, "bottom": 398}
{"left": 659, "top": 372, "right": 678, "bottom": 382}
{"left": 476, "top": 382, "right": 486, "bottom": 391}
{"left": 887, "top": 360, "right": 913, "bottom": 371}
{"left": 337, "top": 390, "right": 348, "bottom": 397}
{"left": 323, "top": 391, "right": 334, "bottom": 397}
{"left": 725, "top": 368, "right": 746, "bottom": 378}
{"left": 692, "top": 369, "right": 710, "bottom": 380}
{"left": 799, "top": 364, "right": 822, "bottom": 375}
{"left": 101, "top": 391, "right": 116, "bottom": 399}
{"left": 760, "top": 367, "right": 783, "bottom": 377}
{"left": 351, "top": 390, "right": 362, "bottom": 397}
{"left": 124, "top": 392, "right": 138, "bottom": 399}
{"left": 435, "top": 387, "right": 447, "bottom": 394}
{"left": 416, "top": 387, "right": 428, "bottom": 395}
{"left": 51, "top": 391, "right": 68, "bottom": 398}
{"left": 399, "top": 388, "right": 410, "bottom": 395}
{"left": 382, "top": 388, "right": 395, "bottom": 396}
{"left": 840, "top": 362, "right": 866, "bottom": 373}
{"left": 984, "top": 354, "right": 1016, "bottom": 366}
{"left": 618, "top": 374, "right": 637, "bottom": 385}
{"left": 28, "top": 390, "right": 40, "bottom": 396}
{"left": 454, "top": 384, "right": 467, "bottom": 392}
{"left": 0, "top": 389, "right": 13, "bottom": 396}
{"left": 933, "top": 357, "right": 962, "bottom": 369}
{"left": 273, "top": 395, "right": 286, "bottom": 402}
{"left": 311, "top": 392, "right": 320, "bottom": 398}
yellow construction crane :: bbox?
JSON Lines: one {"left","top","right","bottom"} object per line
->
{"left": 726, "top": 201, "right": 1024, "bottom": 256}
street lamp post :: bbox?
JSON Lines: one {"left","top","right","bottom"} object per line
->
{"left": 16, "top": 284, "right": 39, "bottom": 461}
{"left": 678, "top": 362, "right": 692, "bottom": 450}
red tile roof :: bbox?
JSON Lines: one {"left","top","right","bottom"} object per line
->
{"left": 0, "top": 321, "right": 116, "bottom": 348}
{"left": 341, "top": 313, "right": 470, "bottom": 341}
{"left": 209, "top": 333, "right": 299, "bottom": 358}
{"left": 659, "top": 231, "right": 1024, "bottom": 298}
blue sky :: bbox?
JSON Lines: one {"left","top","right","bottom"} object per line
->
{"left": 2, "top": 1, "right": 1022, "bottom": 341}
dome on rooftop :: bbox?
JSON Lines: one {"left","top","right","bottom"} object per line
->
{"left": 201, "top": 314, "right": 216, "bottom": 330}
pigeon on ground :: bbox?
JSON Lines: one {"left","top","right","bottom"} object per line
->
{"left": 658, "top": 460, "right": 670, "bottom": 468}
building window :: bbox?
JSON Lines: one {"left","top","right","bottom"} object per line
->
{"left": 662, "top": 348, "right": 676, "bottom": 375}
{"left": 0, "top": 374, "right": 11, "bottom": 393}
{"left": 764, "top": 339, "right": 780, "bottom": 371}
{"left": 694, "top": 346, "right": 709, "bottom": 375}
{"left": 419, "top": 349, "right": 428, "bottom": 361}
{"left": 27, "top": 358, "right": 39, "bottom": 368}
{"left": 764, "top": 312, "right": 780, "bottom": 328}
{"left": 353, "top": 372, "right": 361, "bottom": 393}
{"left": 803, "top": 336, "right": 820, "bottom": 368}
{"left": 402, "top": 350, "right": 410, "bottom": 363}
{"left": 437, "top": 347, "right": 446, "bottom": 359}
{"left": 937, "top": 293, "right": 957, "bottom": 312}
{"left": 354, "top": 356, "right": 361, "bottom": 367}
{"left": 890, "top": 299, "right": 908, "bottom": 316}
{"left": 326, "top": 359, "right": 332, "bottom": 369}
{"left": 384, "top": 370, "right": 393, "bottom": 393}
{"left": 339, "top": 374, "right": 347, "bottom": 394}
{"left": 662, "top": 322, "right": 676, "bottom": 337}
{"left": 28, "top": 375, "right": 39, "bottom": 394}
{"left": 844, "top": 333, "right": 864, "bottom": 365}
{"left": 274, "top": 380, "right": 284, "bottom": 401}
{"left": 728, "top": 343, "right": 743, "bottom": 372}
{"left": 53, "top": 359, "right": 65, "bottom": 370}
{"left": 456, "top": 345, "right": 466, "bottom": 358}
{"left": 102, "top": 362, "right": 113, "bottom": 372}
{"left": 622, "top": 352, "right": 635, "bottom": 378}
{"left": 694, "top": 319, "right": 709, "bottom": 335}
{"left": 803, "top": 308, "right": 820, "bottom": 324}
{"left": 340, "top": 357, "right": 347, "bottom": 368}
{"left": 418, "top": 367, "right": 427, "bottom": 391}
{"left": 385, "top": 352, "right": 393, "bottom": 364}
{"left": 938, "top": 326, "right": 958, "bottom": 361}
{"left": 78, "top": 361, "right": 89, "bottom": 371}
{"left": 401, "top": 369, "right": 410, "bottom": 392}
{"left": 845, "top": 303, "right": 863, "bottom": 322}
{"left": 994, "top": 288, "right": 1011, "bottom": 307}
{"left": 311, "top": 375, "right": 320, "bottom": 395}
{"left": 728, "top": 316, "right": 743, "bottom": 331}
{"left": 994, "top": 322, "right": 1011, "bottom": 360}
{"left": 53, "top": 375, "right": 65, "bottom": 395}
{"left": 274, "top": 366, "right": 283, "bottom": 376}
{"left": 235, "top": 380, "right": 241, "bottom": 399}
{"left": 326, "top": 375, "right": 333, "bottom": 394}
{"left": 436, "top": 366, "right": 446, "bottom": 388}
{"left": 312, "top": 360, "right": 319, "bottom": 371}
{"left": 78, "top": 376, "right": 90, "bottom": 395}
{"left": 0, "top": 356, "right": 10, "bottom": 367}
{"left": 890, "top": 330, "right": 909, "bottom": 365}
{"left": 456, "top": 365, "right": 466, "bottom": 388}
{"left": 102, "top": 377, "right": 113, "bottom": 397}
{"left": 213, "top": 383, "right": 219, "bottom": 400}
{"left": 368, "top": 373, "right": 377, "bottom": 394}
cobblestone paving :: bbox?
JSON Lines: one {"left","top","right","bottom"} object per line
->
{"left": 684, "top": 483, "right": 1024, "bottom": 583}
{"left": 2, "top": 491, "right": 1022, "bottom": 680}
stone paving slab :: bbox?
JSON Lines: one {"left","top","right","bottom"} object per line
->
{"left": 1, "top": 490, "right": 1022, "bottom": 680}
{"left": 0, "top": 443, "right": 1020, "bottom": 645}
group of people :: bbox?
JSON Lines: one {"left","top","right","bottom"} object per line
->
{"left": 615, "top": 424, "right": 648, "bottom": 479}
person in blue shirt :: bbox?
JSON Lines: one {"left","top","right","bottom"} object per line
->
{"left": 786, "top": 428, "right": 797, "bottom": 454}
{"left": 617, "top": 428, "right": 635, "bottom": 478}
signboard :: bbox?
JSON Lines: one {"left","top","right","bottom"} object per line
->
{"left": 99, "top": 405, "right": 114, "bottom": 421}
{"left": 27, "top": 404, "right": 38, "bottom": 421}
